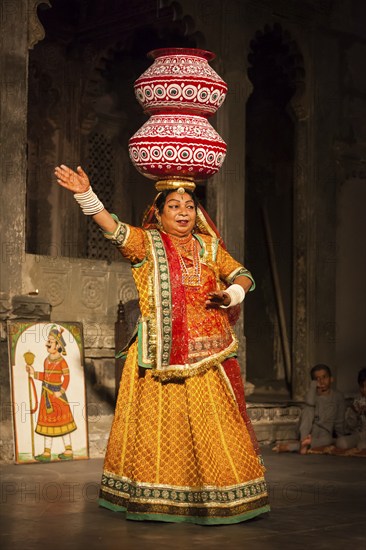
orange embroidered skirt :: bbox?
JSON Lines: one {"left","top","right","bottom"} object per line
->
{"left": 99, "top": 342, "right": 270, "bottom": 524}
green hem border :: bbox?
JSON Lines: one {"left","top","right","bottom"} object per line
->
{"left": 99, "top": 498, "right": 126, "bottom": 512}
{"left": 98, "top": 499, "right": 270, "bottom": 525}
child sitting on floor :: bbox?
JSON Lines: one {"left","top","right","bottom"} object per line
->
{"left": 273, "top": 364, "right": 346, "bottom": 454}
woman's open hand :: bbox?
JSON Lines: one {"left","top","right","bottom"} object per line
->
{"left": 55, "top": 164, "right": 90, "bottom": 194}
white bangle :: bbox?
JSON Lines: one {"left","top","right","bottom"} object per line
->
{"left": 220, "top": 284, "right": 245, "bottom": 308}
{"left": 74, "top": 186, "right": 104, "bottom": 215}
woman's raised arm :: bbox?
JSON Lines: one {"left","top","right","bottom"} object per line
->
{"left": 55, "top": 164, "right": 118, "bottom": 233}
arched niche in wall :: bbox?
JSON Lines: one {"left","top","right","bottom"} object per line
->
{"left": 25, "top": 0, "right": 203, "bottom": 261}
{"left": 244, "top": 23, "right": 307, "bottom": 399}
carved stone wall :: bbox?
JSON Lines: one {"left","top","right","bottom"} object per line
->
{"left": 21, "top": 254, "right": 137, "bottom": 352}
{"left": 247, "top": 403, "right": 301, "bottom": 444}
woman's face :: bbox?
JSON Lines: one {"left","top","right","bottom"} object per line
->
{"left": 157, "top": 192, "right": 196, "bottom": 237}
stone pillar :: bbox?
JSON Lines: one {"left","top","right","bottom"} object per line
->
{"left": 0, "top": 1, "right": 28, "bottom": 310}
{"left": 291, "top": 118, "right": 313, "bottom": 400}
{"left": 287, "top": 55, "right": 313, "bottom": 401}
{"left": 0, "top": 0, "right": 50, "bottom": 312}
{"left": 214, "top": 1, "right": 251, "bottom": 374}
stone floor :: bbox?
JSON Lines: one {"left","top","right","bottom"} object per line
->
{"left": 0, "top": 447, "right": 365, "bottom": 550}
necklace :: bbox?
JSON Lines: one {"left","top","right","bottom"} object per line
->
{"left": 173, "top": 237, "right": 201, "bottom": 287}
{"left": 169, "top": 233, "right": 193, "bottom": 255}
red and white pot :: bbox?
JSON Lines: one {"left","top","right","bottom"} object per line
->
{"left": 134, "top": 48, "right": 228, "bottom": 117}
{"left": 129, "top": 113, "right": 226, "bottom": 180}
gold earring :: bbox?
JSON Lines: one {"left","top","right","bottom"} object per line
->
{"left": 156, "top": 215, "right": 163, "bottom": 230}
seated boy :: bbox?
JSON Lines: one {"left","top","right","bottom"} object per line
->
{"left": 273, "top": 364, "right": 346, "bottom": 454}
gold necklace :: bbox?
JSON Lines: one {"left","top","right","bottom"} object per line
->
{"left": 175, "top": 238, "right": 201, "bottom": 287}
{"left": 169, "top": 234, "right": 193, "bottom": 254}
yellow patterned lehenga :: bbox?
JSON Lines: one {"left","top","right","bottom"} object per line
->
{"left": 99, "top": 222, "right": 270, "bottom": 524}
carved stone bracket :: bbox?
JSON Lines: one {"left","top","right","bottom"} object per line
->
{"left": 28, "top": 0, "right": 51, "bottom": 50}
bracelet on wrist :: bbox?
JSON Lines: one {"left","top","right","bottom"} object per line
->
{"left": 220, "top": 284, "right": 245, "bottom": 308}
{"left": 74, "top": 186, "right": 104, "bottom": 216}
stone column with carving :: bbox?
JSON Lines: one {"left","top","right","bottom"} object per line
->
{"left": 215, "top": 2, "right": 253, "bottom": 379}
{"left": 1, "top": 0, "right": 28, "bottom": 314}
{"left": 0, "top": 0, "right": 50, "bottom": 314}
{"left": 288, "top": 58, "right": 312, "bottom": 402}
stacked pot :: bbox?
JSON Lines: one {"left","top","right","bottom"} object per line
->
{"left": 129, "top": 48, "right": 228, "bottom": 184}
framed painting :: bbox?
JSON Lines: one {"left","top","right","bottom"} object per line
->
{"left": 7, "top": 321, "right": 89, "bottom": 464}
